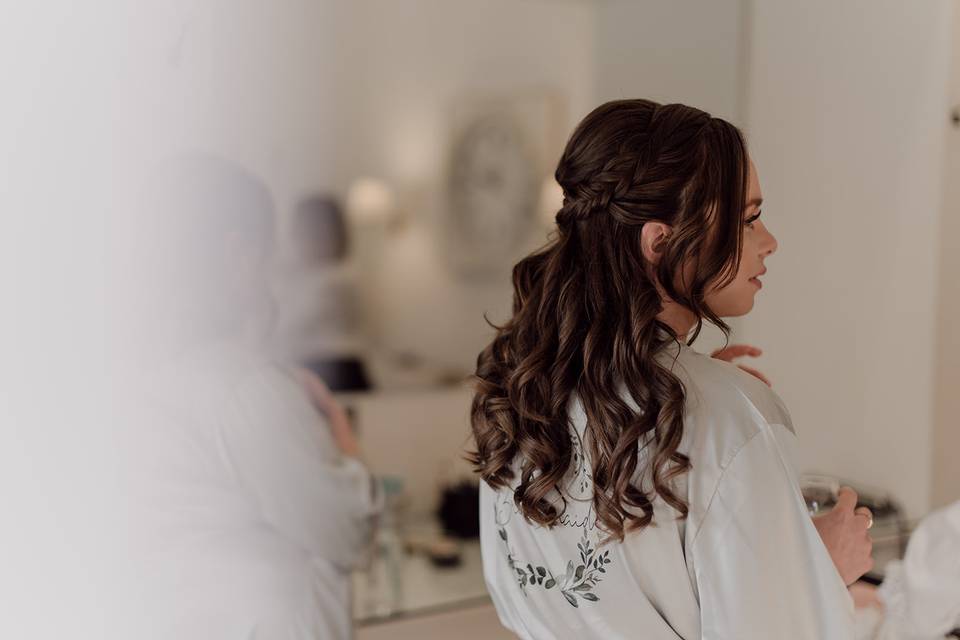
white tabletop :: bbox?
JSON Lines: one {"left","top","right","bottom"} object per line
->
{"left": 353, "top": 521, "right": 489, "bottom": 625}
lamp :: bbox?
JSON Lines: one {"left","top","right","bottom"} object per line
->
{"left": 345, "top": 177, "right": 396, "bottom": 225}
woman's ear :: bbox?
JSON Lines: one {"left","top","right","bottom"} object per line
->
{"left": 640, "top": 222, "right": 672, "bottom": 264}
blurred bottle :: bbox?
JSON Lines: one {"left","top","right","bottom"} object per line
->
{"left": 363, "top": 475, "right": 406, "bottom": 617}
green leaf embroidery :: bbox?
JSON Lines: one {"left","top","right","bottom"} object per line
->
{"left": 496, "top": 504, "right": 613, "bottom": 608}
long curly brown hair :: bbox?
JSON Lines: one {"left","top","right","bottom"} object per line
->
{"left": 468, "top": 99, "right": 750, "bottom": 541}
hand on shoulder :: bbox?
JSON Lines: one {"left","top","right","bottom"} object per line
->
{"left": 711, "top": 343, "right": 772, "bottom": 387}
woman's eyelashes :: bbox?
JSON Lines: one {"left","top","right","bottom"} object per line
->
{"left": 744, "top": 210, "right": 762, "bottom": 230}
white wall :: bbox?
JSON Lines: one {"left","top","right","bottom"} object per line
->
{"left": 168, "top": 0, "right": 343, "bottom": 209}
{"left": 740, "top": 0, "right": 954, "bottom": 518}
{"left": 932, "top": 5, "right": 960, "bottom": 510}
{"left": 331, "top": 0, "right": 597, "bottom": 193}
{"left": 327, "top": 0, "right": 597, "bottom": 376}
{"left": 593, "top": 0, "right": 746, "bottom": 123}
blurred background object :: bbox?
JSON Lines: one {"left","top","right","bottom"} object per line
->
{"left": 272, "top": 193, "right": 372, "bottom": 391}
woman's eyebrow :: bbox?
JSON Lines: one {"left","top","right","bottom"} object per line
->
{"left": 746, "top": 197, "right": 764, "bottom": 208}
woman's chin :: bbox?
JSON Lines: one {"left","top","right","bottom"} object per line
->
{"left": 706, "top": 283, "right": 761, "bottom": 318}
{"left": 715, "top": 296, "right": 756, "bottom": 318}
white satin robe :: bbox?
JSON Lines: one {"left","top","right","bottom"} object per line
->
{"left": 479, "top": 340, "right": 854, "bottom": 639}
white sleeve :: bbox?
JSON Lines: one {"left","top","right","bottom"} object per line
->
{"left": 221, "top": 369, "right": 383, "bottom": 569}
{"left": 691, "top": 423, "right": 855, "bottom": 640}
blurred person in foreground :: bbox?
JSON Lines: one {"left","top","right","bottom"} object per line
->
{"left": 127, "top": 155, "right": 381, "bottom": 639}
{"left": 469, "top": 99, "right": 873, "bottom": 639}
{"left": 850, "top": 501, "right": 960, "bottom": 639}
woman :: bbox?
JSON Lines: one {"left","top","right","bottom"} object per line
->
{"left": 469, "top": 99, "right": 870, "bottom": 639}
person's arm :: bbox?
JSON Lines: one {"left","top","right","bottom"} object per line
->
{"left": 691, "top": 424, "right": 856, "bottom": 640}
{"left": 293, "top": 367, "right": 361, "bottom": 458}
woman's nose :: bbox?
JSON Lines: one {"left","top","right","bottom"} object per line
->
{"left": 759, "top": 222, "right": 778, "bottom": 256}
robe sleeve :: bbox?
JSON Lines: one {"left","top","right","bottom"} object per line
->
{"left": 219, "top": 367, "right": 383, "bottom": 570}
{"left": 691, "top": 422, "right": 855, "bottom": 640}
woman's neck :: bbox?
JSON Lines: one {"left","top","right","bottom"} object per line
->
{"left": 656, "top": 299, "right": 697, "bottom": 342}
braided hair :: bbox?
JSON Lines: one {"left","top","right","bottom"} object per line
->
{"left": 469, "top": 99, "right": 750, "bottom": 540}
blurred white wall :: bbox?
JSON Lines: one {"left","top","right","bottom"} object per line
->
{"left": 165, "top": 0, "right": 343, "bottom": 212}
{"left": 932, "top": 5, "right": 960, "bottom": 510}
{"left": 330, "top": 0, "right": 596, "bottom": 193}
{"left": 593, "top": 0, "right": 746, "bottom": 123}
{"left": 329, "top": 0, "right": 597, "bottom": 375}
{"left": 739, "top": 0, "right": 955, "bottom": 518}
